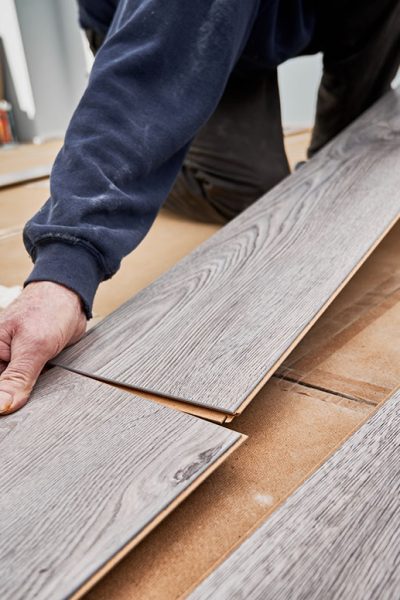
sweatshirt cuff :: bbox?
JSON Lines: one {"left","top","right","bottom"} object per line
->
{"left": 24, "top": 242, "right": 104, "bottom": 318}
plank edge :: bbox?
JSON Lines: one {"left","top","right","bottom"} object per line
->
{"left": 183, "top": 385, "right": 400, "bottom": 598}
{"left": 232, "top": 211, "right": 400, "bottom": 415}
{"left": 70, "top": 433, "right": 246, "bottom": 600}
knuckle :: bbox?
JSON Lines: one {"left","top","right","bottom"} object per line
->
{"left": 1, "top": 367, "right": 30, "bottom": 386}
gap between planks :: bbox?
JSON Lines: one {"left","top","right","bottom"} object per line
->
{"left": 54, "top": 365, "right": 233, "bottom": 424}
{"left": 273, "top": 373, "right": 378, "bottom": 408}
{"left": 54, "top": 364, "right": 372, "bottom": 426}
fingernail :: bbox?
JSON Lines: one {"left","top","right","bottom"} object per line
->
{"left": 0, "top": 391, "right": 13, "bottom": 413}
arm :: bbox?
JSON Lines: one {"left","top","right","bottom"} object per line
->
{"left": 0, "top": 0, "right": 260, "bottom": 413}
{"left": 24, "top": 0, "right": 260, "bottom": 316}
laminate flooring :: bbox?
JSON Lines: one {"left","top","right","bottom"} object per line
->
{"left": 0, "top": 368, "right": 243, "bottom": 600}
{"left": 55, "top": 89, "right": 400, "bottom": 416}
{"left": 0, "top": 164, "right": 52, "bottom": 188}
{"left": 189, "top": 387, "right": 400, "bottom": 600}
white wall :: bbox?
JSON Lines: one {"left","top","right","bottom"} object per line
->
{"left": 1, "top": 0, "right": 89, "bottom": 141}
{"left": 278, "top": 54, "right": 322, "bottom": 129}
{"left": 0, "top": 0, "right": 35, "bottom": 119}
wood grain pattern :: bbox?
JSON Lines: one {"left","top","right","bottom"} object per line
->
{"left": 0, "top": 367, "right": 242, "bottom": 600}
{"left": 55, "top": 89, "right": 400, "bottom": 415}
{"left": 189, "top": 387, "right": 400, "bottom": 600}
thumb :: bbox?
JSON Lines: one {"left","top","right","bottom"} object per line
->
{"left": 0, "top": 344, "right": 48, "bottom": 414}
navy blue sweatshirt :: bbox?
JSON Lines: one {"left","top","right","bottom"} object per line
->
{"left": 24, "top": 0, "right": 315, "bottom": 317}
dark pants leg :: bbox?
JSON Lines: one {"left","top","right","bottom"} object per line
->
{"left": 164, "top": 68, "right": 290, "bottom": 224}
{"left": 84, "top": 0, "right": 399, "bottom": 224}
{"left": 308, "top": 0, "right": 400, "bottom": 156}
{"left": 167, "top": 0, "right": 400, "bottom": 223}
{"left": 84, "top": 28, "right": 106, "bottom": 55}
{"left": 83, "top": 27, "right": 289, "bottom": 225}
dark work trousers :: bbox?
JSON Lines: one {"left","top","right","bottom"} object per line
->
{"left": 86, "top": 0, "right": 400, "bottom": 224}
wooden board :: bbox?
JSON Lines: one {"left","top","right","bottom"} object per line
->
{"left": 189, "top": 387, "right": 400, "bottom": 600}
{"left": 0, "top": 367, "right": 243, "bottom": 600}
{"left": 278, "top": 220, "right": 400, "bottom": 404}
{"left": 85, "top": 378, "right": 370, "bottom": 600}
{"left": 54, "top": 89, "right": 400, "bottom": 416}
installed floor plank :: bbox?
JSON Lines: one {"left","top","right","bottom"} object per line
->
{"left": 54, "top": 89, "right": 400, "bottom": 416}
{"left": 0, "top": 368, "right": 242, "bottom": 600}
{"left": 86, "top": 379, "right": 370, "bottom": 600}
{"left": 189, "top": 387, "right": 400, "bottom": 600}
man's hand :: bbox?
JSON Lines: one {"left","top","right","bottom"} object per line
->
{"left": 0, "top": 282, "right": 86, "bottom": 415}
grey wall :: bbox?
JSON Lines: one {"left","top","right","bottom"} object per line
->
{"left": 13, "top": 0, "right": 88, "bottom": 141}
{"left": 279, "top": 55, "right": 322, "bottom": 128}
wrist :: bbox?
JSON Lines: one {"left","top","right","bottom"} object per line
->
{"left": 24, "top": 241, "right": 104, "bottom": 318}
{"left": 24, "top": 281, "right": 85, "bottom": 316}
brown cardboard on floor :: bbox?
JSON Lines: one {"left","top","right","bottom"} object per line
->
{"left": 94, "top": 209, "right": 219, "bottom": 316}
{"left": 0, "top": 184, "right": 49, "bottom": 232}
{"left": 278, "top": 221, "right": 400, "bottom": 404}
{"left": 85, "top": 379, "right": 370, "bottom": 600}
{"left": 0, "top": 210, "right": 218, "bottom": 312}
{"left": 284, "top": 130, "right": 310, "bottom": 169}
{"left": 0, "top": 231, "right": 31, "bottom": 287}
{"left": 0, "top": 139, "right": 62, "bottom": 176}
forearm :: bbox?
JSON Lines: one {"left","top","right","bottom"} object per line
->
{"left": 24, "top": 0, "right": 260, "bottom": 317}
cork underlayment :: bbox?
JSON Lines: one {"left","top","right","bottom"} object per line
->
{"left": 1, "top": 133, "right": 399, "bottom": 598}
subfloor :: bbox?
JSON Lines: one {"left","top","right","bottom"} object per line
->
{"left": 0, "top": 132, "right": 399, "bottom": 599}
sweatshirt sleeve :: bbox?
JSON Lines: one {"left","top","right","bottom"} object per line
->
{"left": 23, "top": 0, "right": 260, "bottom": 317}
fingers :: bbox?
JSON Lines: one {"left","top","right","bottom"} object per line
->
{"left": 0, "top": 341, "right": 49, "bottom": 414}
{"left": 0, "top": 282, "right": 87, "bottom": 415}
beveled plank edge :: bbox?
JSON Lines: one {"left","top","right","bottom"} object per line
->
{"left": 54, "top": 365, "right": 231, "bottom": 424}
{"left": 183, "top": 385, "right": 399, "bottom": 599}
{"left": 70, "top": 433, "right": 246, "bottom": 600}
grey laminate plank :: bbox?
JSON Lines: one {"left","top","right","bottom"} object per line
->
{"left": 55, "top": 89, "right": 400, "bottom": 415}
{"left": 0, "top": 164, "right": 52, "bottom": 188}
{"left": 189, "top": 388, "right": 400, "bottom": 600}
{"left": 0, "top": 367, "right": 242, "bottom": 600}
